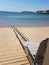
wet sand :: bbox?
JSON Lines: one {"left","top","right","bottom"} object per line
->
{"left": 17, "top": 27, "right": 49, "bottom": 43}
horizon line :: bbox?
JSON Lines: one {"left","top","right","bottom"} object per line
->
{"left": 0, "top": 9, "right": 49, "bottom": 13}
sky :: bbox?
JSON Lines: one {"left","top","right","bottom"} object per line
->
{"left": 0, "top": 0, "right": 49, "bottom": 12}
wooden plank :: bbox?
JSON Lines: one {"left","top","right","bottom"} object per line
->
{"left": 43, "top": 39, "right": 49, "bottom": 65}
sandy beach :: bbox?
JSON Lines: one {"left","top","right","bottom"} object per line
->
{"left": 0, "top": 27, "right": 30, "bottom": 65}
{"left": 17, "top": 27, "right": 49, "bottom": 43}
{"left": 0, "top": 26, "right": 49, "bottom": 65}
{"left": 0, "top": 27, "right": 23, "bottom": 54}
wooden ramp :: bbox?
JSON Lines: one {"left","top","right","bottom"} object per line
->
{"left": 0, "top": 27, "right": 30, "bottom": 65}
{"left": 34, "top": 38, "right": 49, "bottom": 65}
{"left": 43, "top": 39, "right": 49, "bottom": 65}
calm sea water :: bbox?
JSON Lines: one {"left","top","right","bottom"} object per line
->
{"left": 0, "top": 11, "right": 49, "bottom": 26}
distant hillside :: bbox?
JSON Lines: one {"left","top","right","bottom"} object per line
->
{"left": 21, "top": 10, "right": 49, "bottom": 14}
{"left": 21, "top": 11, "right": 35, "bottom": 14}
{"left": 36, "top": 10, "right": 49, "bottom": 14}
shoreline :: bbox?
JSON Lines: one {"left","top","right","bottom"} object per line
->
{"left": 0, "top": 25, "right": 49, "bottom": 27}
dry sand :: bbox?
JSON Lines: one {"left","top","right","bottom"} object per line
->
{"left": 17, "top": 27, "right": 49, "bottom": 43}
{"left": 0, "top": 26, "right": 49, "bottom": 65}
{"left": 0, "top": 27, "right": 24, "bottom": 54}
{"left": 0, "top": 27, "right": 30, "bottom": 65}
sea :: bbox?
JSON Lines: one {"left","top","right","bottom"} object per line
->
{"left": 0, "top": 11, "right": 49, "bottom": 27}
